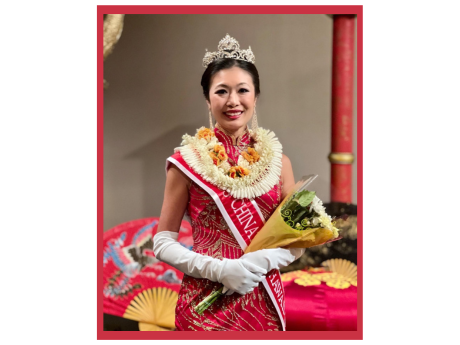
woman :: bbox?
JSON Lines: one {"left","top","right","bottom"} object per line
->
{"left": 153, "top": 34, "right": 304, "bottom": 331}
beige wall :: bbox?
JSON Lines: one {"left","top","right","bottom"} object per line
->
{"left": 103, "top": 14, "right": 357, "bottom": 231}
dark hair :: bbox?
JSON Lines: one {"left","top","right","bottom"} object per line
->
{"left": 200, "top": 59, "right": 260, "bottom": 101}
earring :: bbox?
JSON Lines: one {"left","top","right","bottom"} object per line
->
{"left": 209, "top": 110, "right": 214, "bottom": 130}
{"left": 251, "top": 106, "right": 258, "bottom": 132}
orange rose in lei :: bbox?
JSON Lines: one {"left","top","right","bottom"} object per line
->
{"left": 209, "top": 152, "right": 220, "bottom": 166}
{"left": 228, "top": 165, "right": 250, "bottom": 178}
{"left": 247, "top": 147, "right": 260, "bottom": 162}
{"left": 197, "top": 128, "right": 215, "bottom": 141}
{"left": 242, "top": 147, "right": 260, "bottom": 165}
{"left": 209, "top": 144, "right": 228, "bottom": 167}
{"left": 217, "top": 150, "right": 227, "bottom": 161}
{"left": 241, "top": 151, "right": 254, "bottom": 164}
{"left": 228, "top": 167, "right": 237, "bottom": 178}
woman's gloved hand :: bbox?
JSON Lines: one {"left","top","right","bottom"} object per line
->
{"left": 239, "top": 247, "right": 305, "bottom": 272}
{"left": 217, "top": 259, "right": 266, "bottom": 295}
{"left": 153, "top": 231, "right": 266, "bottom": 295}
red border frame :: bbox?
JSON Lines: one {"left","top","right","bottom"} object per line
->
{"left": 98, "top": 5, "right": 363, "bottom": 340}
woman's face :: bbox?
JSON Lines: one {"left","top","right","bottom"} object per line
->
{"left": 207, "top": 66, "right": 257, "bottom": 134}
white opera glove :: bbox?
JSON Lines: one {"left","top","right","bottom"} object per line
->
{"left": 288, "top": 247, "right": 306, "bottom": 261}
{"left": 240, "top": 247, "right": 306, "bottom": 272}
{"left": 153, "top": 231, "right": 267, "bottom": 295}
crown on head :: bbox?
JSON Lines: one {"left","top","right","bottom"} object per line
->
{"left": 203, "top": 34, "right": 255, "bottom": 68}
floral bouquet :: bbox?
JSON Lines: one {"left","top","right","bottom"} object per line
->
{"left": 244, "top": 174, "right": 343, "bottom": 254}
{"left": 195, "top": 175, "right": 344, "bottom": 315}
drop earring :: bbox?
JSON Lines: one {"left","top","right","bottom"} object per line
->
{"left": 251, "top": 106, "right": 258, "bottom": 132}
{"left": 209, "top": 110, "right": 214, "bottom": 130}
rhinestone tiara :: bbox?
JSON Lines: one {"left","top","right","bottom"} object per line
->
{"left": 203, "top": 34, "right": 255, "bottom": 68}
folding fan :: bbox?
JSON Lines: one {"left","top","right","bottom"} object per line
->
{"left": 281, "top": 259, "right": 358, "bottom": 331}
{"left": 321, "top": 258, "right": 357, "bottom": 287}
{"left": 103, "top": 217, "right": 193, "bottom": 331}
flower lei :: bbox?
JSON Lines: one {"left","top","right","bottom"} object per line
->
{"left": 175, "top": 126, "right": 283, "bottom": 199}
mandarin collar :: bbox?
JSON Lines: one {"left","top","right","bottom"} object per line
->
{"left": 214, "top": 124, "right": 251, "bottom": 147}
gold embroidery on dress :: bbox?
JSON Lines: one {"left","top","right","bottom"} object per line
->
{"left": 175, "top": 171, "right": 283, "bottom": 331}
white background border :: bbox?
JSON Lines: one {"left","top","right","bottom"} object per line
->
{"left": 2, "top": 0, "right": 459, "bottom": 344}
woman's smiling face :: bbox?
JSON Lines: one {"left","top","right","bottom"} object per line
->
{"left": 207, "top": 66, "right": 257, "bottom": 135}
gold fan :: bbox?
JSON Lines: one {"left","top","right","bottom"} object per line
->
{"left": 123, "top": 287, "right": 178, "bottom": 331}
{"left": 138, "top": 323, "right": 172, "bottom": 331}
{"left": 321, "top": 258, "right": 357, "bottom": 288}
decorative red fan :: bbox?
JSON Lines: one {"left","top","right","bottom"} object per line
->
{"left": 103, "top": 217, "right": 193, "bottom": 330}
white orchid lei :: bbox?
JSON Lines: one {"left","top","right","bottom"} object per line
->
{"left": 175, "top": 126, "right": 283, "bottom": 199}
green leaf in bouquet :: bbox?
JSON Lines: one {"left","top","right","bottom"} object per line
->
{"left": 291, "top": 209, "right": 309, "bottom": 226}
{"left": 297, "top": 190, "right": 316, "bottom": 207}
{"left": 282, "top": 195, "right": 299, "bottom": 213}
{"left": 290, "top": 205, "right": 305, "bottom": 218}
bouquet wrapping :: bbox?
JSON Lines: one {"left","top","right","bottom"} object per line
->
{"left": 245, "top": 175, "right": 340, "bottom": 254}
